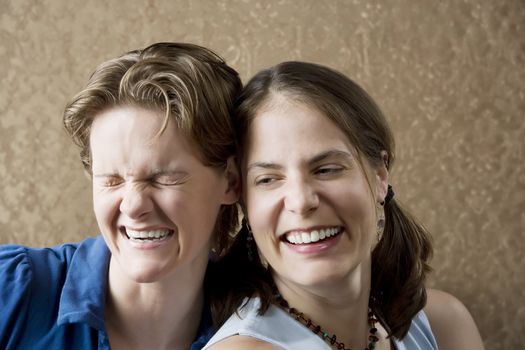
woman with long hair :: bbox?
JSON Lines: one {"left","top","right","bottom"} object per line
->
{"left": 205, "top": 61, "right": 484, "bottom": 350}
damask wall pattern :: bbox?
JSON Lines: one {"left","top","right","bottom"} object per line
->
{"left": 1, "top": 0, "right": 523, "bottom": 348}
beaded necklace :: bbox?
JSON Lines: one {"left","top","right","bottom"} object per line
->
{"left": 275, "top": 295, "right": 379, "bottom": 350}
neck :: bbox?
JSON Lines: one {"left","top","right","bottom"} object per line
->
{"left": 105, "top": 255, "right": 208, "bottom": 350}
{"left": 274, "top": 258, "right": 373, "bottom": 349}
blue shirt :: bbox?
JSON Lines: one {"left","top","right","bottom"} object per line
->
{"left": 0, "top": 236, "right": 214, "bottom": 350}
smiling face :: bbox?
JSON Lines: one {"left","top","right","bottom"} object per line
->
{"left": 90, "top": 106, "right": 238, "bottom": 283}
{"left": 243, "top": 94, "right": 388, "bottom": 291}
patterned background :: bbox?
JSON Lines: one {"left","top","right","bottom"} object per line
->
{"left": 1, "top": 0, "right": 524, "bottom": 348}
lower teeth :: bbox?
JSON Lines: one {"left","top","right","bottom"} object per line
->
{"left": 129, "top": 236, "right": 167, "bottom": 241}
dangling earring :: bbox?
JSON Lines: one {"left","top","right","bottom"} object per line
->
{"left": 382, "top": 184, "right": 395, "bottom": 206}
{"left": 243, "top": 217, "right": 269, "bottom": 270}
{"left": 209, "top": 247, "right": 219, "bottom": 262}
{"left": 243, "top": 217, "right": 255, "bottom": 262}
{"left": 376, "top": 204, "right": 385, "bottom": 242}
{"left": 376, "top": 184, "right": 394, "bottom": 242}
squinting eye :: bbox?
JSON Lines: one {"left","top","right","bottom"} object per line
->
{"left": 254, "top": 176, "right": 277, "bottom": 186}
{"left": 153, "top": 175, "right": 184, "bottom": 186}
{"left": 101, "top": 176, "right": 124, "bottom": 187}
{"left": 315, "top": 166, "right": 344, "bottom": 175}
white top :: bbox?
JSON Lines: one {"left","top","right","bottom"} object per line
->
{"left": 204, "top": 297, "right": 438, "bottom": 350}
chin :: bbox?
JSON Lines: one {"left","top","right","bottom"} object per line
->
{"left": 285, "top": 264, "right": 356, "bottom": 289}
{"left": 123, "top": 262, "right": 173, "bottom": 283}
{"left": 296, "top": 275, "right": 345, "bottom": 289}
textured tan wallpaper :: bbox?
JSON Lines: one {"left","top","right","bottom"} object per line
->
{"left": 1, "top": 0, "right": 523, "bottom": 348}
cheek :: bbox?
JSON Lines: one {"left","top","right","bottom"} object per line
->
{"left": 246, "top": 198, "right": 280, "bottom": 258}
{"left": 245, "top": 193, "right": 272, "bottom": 233}
{"left": 162, "top": 189, "right": 222, "bottom": 239}
{"left": 166, "top": 187, "right": 220, "bottom": 216}
{"left": 156, "top": 193, "right": 192, "bottom": 229}
{"left": 252, "top": 229, "right": 279, "bottom": 263}
{"left": 156, "top": 191, "right": 183, "bottom": 209}
{"left": 92, "top": 190, "right": 121, "bottom": 227}
{"left": 332, "top": 188, "right": 375, "bottom": 228}
{"left": 245, "top": 184, "right": 276, "bottom": 216}
{"left": 352, "top": 200, "right": 377, "bottom": 243}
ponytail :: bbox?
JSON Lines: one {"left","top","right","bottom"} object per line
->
{"left": 370, "top": 198, "right": 433, "bottom": 338}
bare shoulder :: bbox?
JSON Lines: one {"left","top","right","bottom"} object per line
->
{"left": 424, "top": 289, "right": 485, "bottom": 350}
{"left": 206, "top": 335, "right": 280, "bottom": 350}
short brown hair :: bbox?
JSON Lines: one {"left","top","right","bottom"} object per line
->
{"left": 214, "top": 61, "right": 432, "bottom": 339}
{"left": 63, "top": 42, "right": 242, "bottom": 256}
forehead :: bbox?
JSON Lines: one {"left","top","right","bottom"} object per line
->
{"left": 90, "top": 106, "right": 165, "bottom": 140}
{"left": 89, "top": 106, "right": 201, "bottom": 170}
{"left": 254, "top": 95, "right": 349, "bottom": 139}
{"left": 247, "top": 95, "right": 356, "bottom": 159}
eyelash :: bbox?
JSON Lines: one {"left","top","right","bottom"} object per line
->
{"left": 103, "top": 177, "right": 124, "bottom": 187}
{"left": 152, "top": 178, "right": 180, "bottom": 186}
{"left": 99, "top": 176, "right": 183, "bottom": 188}
{"left": 315, "top": 165, "right": 345, "bottom": 176}
{"left": 254, "top": 176, "right": 278, "bottom": 186}
{"left": 253, "top": 165, "right": 345, "bottom": 187}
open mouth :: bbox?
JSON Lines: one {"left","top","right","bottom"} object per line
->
{"left": 122, "top": 228, "right": 174, "bottom": 243}
{"left": 282, "top": 226, "right": 343, "bottom": 245}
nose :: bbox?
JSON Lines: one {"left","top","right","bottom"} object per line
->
{"left": 283, "top": 177, "right": 319, "bottom": 215}
{"left": 119, "top": 182, "right": 153, "bottom": 219}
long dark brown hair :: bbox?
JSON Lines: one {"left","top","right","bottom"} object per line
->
{"left": 210, "top": 61, "right": 432, "bottom": 339}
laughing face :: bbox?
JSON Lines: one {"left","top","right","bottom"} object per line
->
{"left": 90, "top": 106, "right": 238, "bottom": 283}
{"left": 243, "top": 94, "right": 388, "bottom": 291}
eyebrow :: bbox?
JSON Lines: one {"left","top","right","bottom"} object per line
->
{"left": 93, "top": 173, "right": 119, "bottom": 178}
{"left": 149, "top": 169, "right": 188, "bottom": 177}
{"left": 309, "top": 149, "right": 354, "bottom": 164}
{"left": 246, "top": 149, "right": 353, "bottom": 172}
{"left": 92, "top": 169, "right": 188, "bottom": 178}
{"left": 246, "top": 162, "right": 282, "bottom": 172}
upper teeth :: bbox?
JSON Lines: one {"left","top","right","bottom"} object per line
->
{"left": 126, "top": 229, "right": 171, "bottom": 239}
{"left": 285, "top": 227, "right": 341, "bottom": 244}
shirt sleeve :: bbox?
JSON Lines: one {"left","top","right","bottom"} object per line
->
{"left": 0, "top": 245, "right": 32, "bottom": 349}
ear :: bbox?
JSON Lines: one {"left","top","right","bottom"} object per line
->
{"left": 375, "top": 151, "right": 389, "bottom": 203}
{"left": 222, "top": 156, "right": 240, "bottom": 205}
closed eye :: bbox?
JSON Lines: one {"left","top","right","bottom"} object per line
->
{"left": 97, "top": 175, "right": 124, "bottom": 187}
{"left": 152, "top": 174, "right": 188, "bottom": 186}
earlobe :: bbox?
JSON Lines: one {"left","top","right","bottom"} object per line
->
{"left": 223, "top": 156, "right": 240, "bottom": 204}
